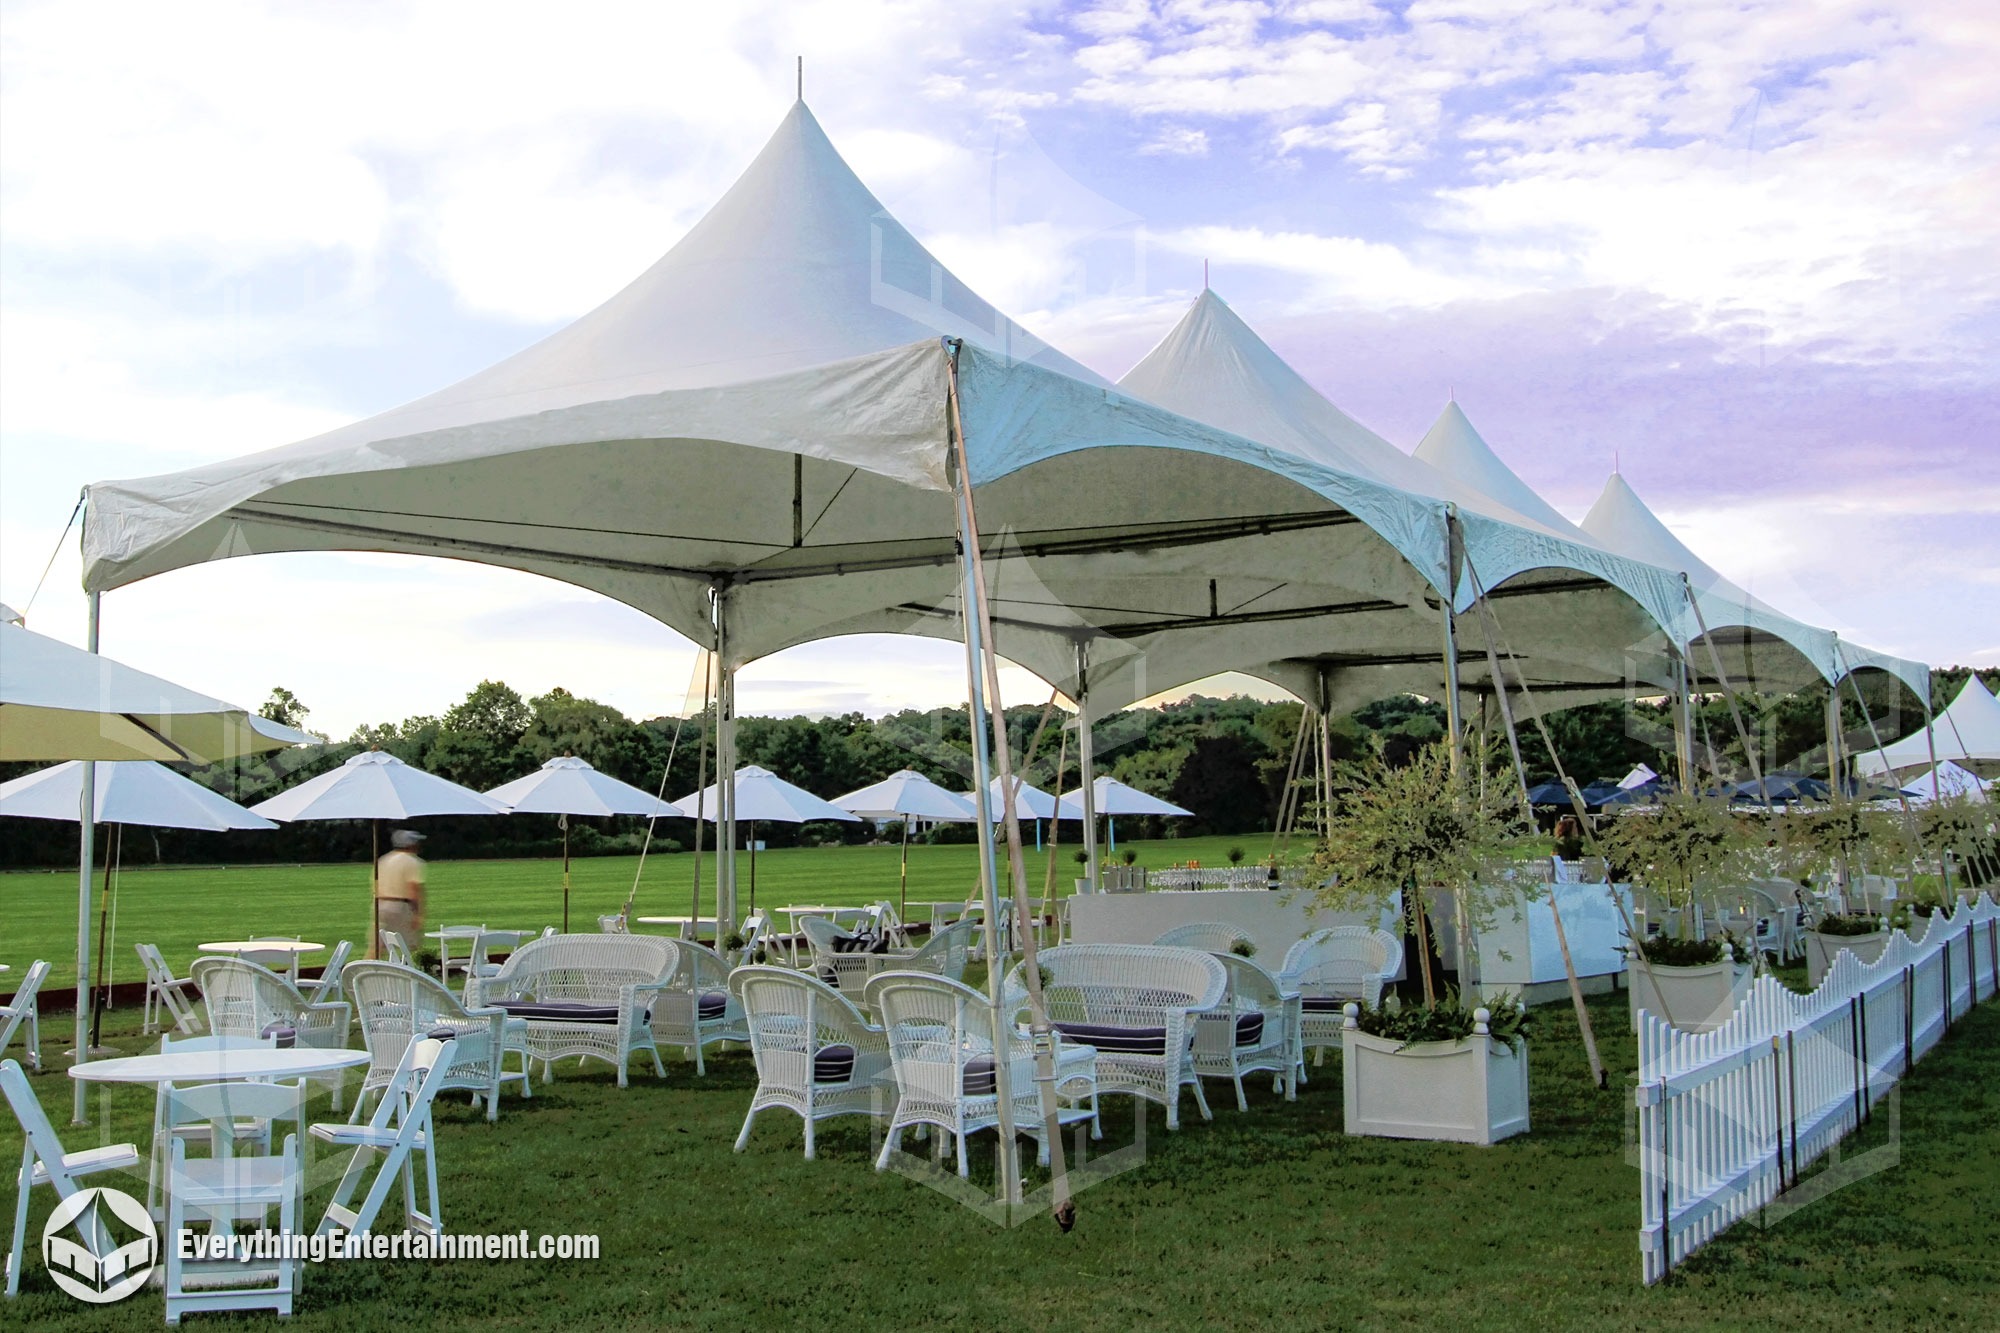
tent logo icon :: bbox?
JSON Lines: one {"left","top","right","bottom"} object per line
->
{"left": 42, "top": 1186, "right": 158, "bottom": 1305}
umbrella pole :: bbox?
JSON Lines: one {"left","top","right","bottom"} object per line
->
{"left": 748, "top": 821, "right": 756, "bottom": 917}
{"left": 562, "top": 816, "right": 571, "bottom": 933}
{"left": 370, "top": 820, "right": 380, "bottom": 959}
{"left": 899, "top": 817, "right": 910, "bottom": 923}
{"left": 89, "top": 826, "right": 115, "bottom": 1052}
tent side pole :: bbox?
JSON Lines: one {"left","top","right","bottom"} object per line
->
{"left": 691, "top": 647, "right": 712, "bottom": 931}
{"left": 1671, "top": 649, "right": 1695, "bottom": 792}
{"left": 1076, "top": 642, "right": 1099, "bottom": 894}
{"left": 716, "top": 592, "right": 737, "bottom": 933}
{"left": 73, "top": 589, "right": 100, "bottom": 1124}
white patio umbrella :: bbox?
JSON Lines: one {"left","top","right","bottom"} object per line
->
{"left": 253, "top": 750, "right": 508, "bottom": 955}
{"left": 1059, "top": 776, "right": 1193, "bottom": 854}
{"left": 0, "top": 759, "right": 276, "bottom": 1049}
{"left": 833, "top": 770, "right": 977, "bottom": 919}
{"left": 485, "top": 755, "right": 679, "bottom": 930}
{"left": 979, "top": 776, "right": 1084, "bottom": 852}
{"left": 675, "top": 765, "right": 858, "bottom": 913}
{"left": 2, "top": 614, "right": 310, "bottom": 1122}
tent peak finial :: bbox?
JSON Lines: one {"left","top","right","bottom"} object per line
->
{"left": 796, "top": 55, "right": 802, "bottom": 101}
{"left": 1203, "top": 259, "right": 1209, "bottom": 290}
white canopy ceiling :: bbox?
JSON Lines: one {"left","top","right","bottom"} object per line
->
{"left": 1856, "top": 675, "right": 2000, "bottom": 777}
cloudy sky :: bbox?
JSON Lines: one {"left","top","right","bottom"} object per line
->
{"left": 3, "top": 0, "right": 1994, "bottom": 738}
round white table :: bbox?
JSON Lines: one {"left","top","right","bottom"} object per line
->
{"left": 198, "top": 940, "right": 324, "bottom": 984}
{"left": 635, "top": 915, "right": 720, "bottom": 940}
{"left": 70, "top": 1046, "right": 369, "bottom": 1085}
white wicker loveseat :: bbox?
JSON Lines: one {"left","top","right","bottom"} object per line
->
{"left": 468, "top": 933, "right": 679, "bottom": 1087}
{"left": 343, "top": 960, "right": 533, "bottom": 1121}
{"left": 1278, "top": 927, "right": 1401, "bottom": 1064}
{"left": 1004, "top": 944, "right": 1226, "bottom": 1131}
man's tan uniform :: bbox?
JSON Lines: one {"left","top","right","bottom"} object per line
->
{"left": 375, "top": 848, "right": 426, "bottom": 958}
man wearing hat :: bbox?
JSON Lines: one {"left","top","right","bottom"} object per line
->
{"left": 375, "top": 829, "right": 427, "bottom": 959}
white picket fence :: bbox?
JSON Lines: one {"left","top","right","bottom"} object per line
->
{"left": 1635, "top": 892, "right": 2000, "bottom": 1283}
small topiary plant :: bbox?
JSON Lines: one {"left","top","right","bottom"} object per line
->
{"left": 1121, "top": 849, "right": 1137, "bottom": 866}
{"left": 1227, "top": 846, "right": 1245, "bottom": 865}
{"left": 1229, "top": 938, "right": 1257, "bottom": 958}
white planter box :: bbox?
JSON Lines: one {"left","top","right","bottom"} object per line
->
{"left": 1626, "top": 959, "right": 1749, "bottom": 1033}
{"left": 1341, "top": 1028, "right": 1530, "bottom": 1146}
{"left": 1805, "top": 929, "right": 1889, "bottom": 988}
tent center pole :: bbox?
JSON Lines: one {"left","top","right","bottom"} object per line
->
{"left": 1076, "top": 642, "right": 1098, "bottom": 894}
{"left": 72, "top": 589, "right": 100, "bottom": 1124}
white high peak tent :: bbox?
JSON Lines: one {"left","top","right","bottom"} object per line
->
{"left": 77, "top": 98, "right": 1615, "bottom": 933}
{"left": 1114, "top": 290, "right": 1683, "bottom": 721}
{"left": 1857, "top": 675, "right": 2000, "bottom": 779}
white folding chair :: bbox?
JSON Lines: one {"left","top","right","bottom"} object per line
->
{"left": 435, "top": 927, "right": 484, "bottom": 982}
{"left": 298, "top": 940, "right": 354, "bottom": 1006}
{"left": 4, "top": 1058, "right": 142, "bottom": 1298}
{"left": 379, "top": 930, "right": 415, "bottom": 969}
{"left": 0, "top": 962, "right": 50, "bottom": 1070}
{"left": 311, "top": 1036, "right": 458, "bottom": 1239}
{"left": 161, "top": 1080, "right": 304, "bottom": 1323}
{"left": 145, "top": 1035, "right": 280, "bottom": 1217}
{"left": 136, "top": 944, "right": 204, "bottom": 1035}
{"left": 597, "top": 914, "right": 629, "bottom": 934}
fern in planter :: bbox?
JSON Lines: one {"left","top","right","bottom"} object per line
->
{"left": 1814, "top": 913, "right": 1886, "bottom": 937}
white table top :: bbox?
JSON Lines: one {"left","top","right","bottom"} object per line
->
{"left": 198, "top": 940, "right": 324, "bottom": 955}
{"left": 635, "top": 915, "right": 720, "bottom": 925}
{"left": 71, "top": 1047, "right": 370, "bottom": 1084}
{"left": 775, "top": 905, "right": 867, "bottom": 917}
{"left": 427, "top": 927, "right": 494, "bottom": 941}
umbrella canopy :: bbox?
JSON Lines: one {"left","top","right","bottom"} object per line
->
{"left": 1, "top": 619, "right": 311, "bottom": 763}
{"left": 1062, "top": 776, "right": 1194, "bottom": 818}
{"left": 981, "top": 777, "right": 1084, "bottom": 821}
{"left": 1524, "top": 781, "right": 1572, "bottom": 806}
{"left": 485, "top": 755, "right": 678, "bottom": 816}
{"left": 1598, "top": 777, "right": 1674, "bottom": 807}
{"left": 1728, "top": 772, "right": 1830, "bottom": 804}
{"left": 0, "top": 760, "right": 276, "bottom": 831}
{"left": 252, "top": 750, "right": 508, "bottom": 821}
{"left": 834, "top": 770, "right": 977, "bottom": 821}
{"left": 1578, "top": 782, "right": 1624, "bottom": 807}
{"left": 676, "top": 765, "right": 858, "bottom": 825}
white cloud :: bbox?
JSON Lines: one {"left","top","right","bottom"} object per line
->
{"left": 1140, "top": 126, "right": 1211, "bottom": 156}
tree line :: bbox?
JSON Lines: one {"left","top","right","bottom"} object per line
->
{"left": 2, "top": 665, "right": 1992, "bottom": 870}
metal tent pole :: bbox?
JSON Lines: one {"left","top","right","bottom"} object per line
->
{"left": 72, "top": 591, "right": 100, "bottom": 1124}
{"left": 1076, "top": 642, "right": 1098, "bottom": 894}
{"left": 715, "top": 592, "right": 737, "bottom": 933}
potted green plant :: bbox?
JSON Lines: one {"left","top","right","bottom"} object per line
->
{"left": 1601, "top": 793, "right": 1755, "bottom": 1032}
{"left": 1305, "top": 744, "right": 1532, "bottom": 1144}
{"left": 722, "top": 931, "right": 747, "bottom": 969}
{"left": 1339, "top": 994, "right": 1533, "bottom": 1145}
{"left": 1782, "top": 800, "right": 1901, "bottom": 986}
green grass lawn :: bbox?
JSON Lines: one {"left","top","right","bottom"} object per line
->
{"left": 6, "top": 977, "right": 1997, "bottom": 1330}
{"left": 2, "top": 834, "right": 1272, "bottom": 995}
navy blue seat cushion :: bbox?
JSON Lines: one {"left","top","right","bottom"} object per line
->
{"left": 697, "top": 991, "right": 728, "bottom": 1021}
{"left": 830, "top": 932, "right": 875, "bottom": 954}
{"left": 962, "top": 1055, "right": 996, "bottom": 1097}
{"left": 495, "top": 1001, "right": 620, "bottom": 1024}
{"left": 1050, "top": 1021, "right": 1169, "bottom": 1056}
{"left": 1235, "top": 1013, "right": 1264, "bottom": 1047}
{"left": 1300, "top": 996, "right": 1348, "bottom": 1013}
{"left": 813, "top": 1044, "right": 856, "bottom": 1083}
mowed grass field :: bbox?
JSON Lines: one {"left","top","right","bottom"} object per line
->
{"left": 3, "top": 834, "right": 1268, "bottom": 994}
{"left": 5, "top": 974, "right": 1998, "bottom": 1330}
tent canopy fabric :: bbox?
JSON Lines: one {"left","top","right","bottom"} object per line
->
{"left": 833, "top": 769, "right": 976, "bottom": 821}
{"left": 251, "top": 749, "right": 507, "bottom": 821}
{"left": 1905, "top": 759, "right": 1990, "bottom": 805}
{"left": 675, "top": 765, "right": 858, "bottom": 824}
{"left": 1, "top": 619, "right": 311, "bottom": 763}
{"left": 0, "top": 760, "right": 277, "bottom": 831}
{"left": 75, "top": 100, "right": 1688, "bottom": 728}
{"left": 1061, "top": 776, "right": 1193, "bottom": 818}
{"left": 485, "top": 755, "right": 678, "bottom": 817}
{"left": 1580, "top": 472, "right": 1928, "bottom": 703}
{"left": 1856, "top": 675, "right": 2000, "bottom": 777}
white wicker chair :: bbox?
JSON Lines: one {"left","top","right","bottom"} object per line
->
{"left": 730, "top": 965, "right": 890, "bottom": 1160}
{"left": 0, "top": 961, "right": 50, "bottom": 1069}
{"left": 189, "top": 956, "right": 352, "bottom": 1109}
{"left": 863, "top": 970, "right": 1098, "bottom": 1178}
{"left": 901, "top": 918, "right": 980, "bottom": 982}
{"left": 1278, "top": 927, "right": 1401, "bottom": 1065}
{"left": 1189, "top": 955, "right": 1302, "bottom": 1109}
{"left": 1151, "top": 921, "right": 1257, "bottom": 954}
{"left": 344, "top": 960, "right": 533, "bottom": 1121}
{"left": 136, "top": 943, "right": 202, "bottom": 1035}
{"left": 461, "top": 931, "right": 526, "bottom": 1006}
{"left": 1004, "top": 944, "right": 1226, "bottom": 1131}
{"left": 1749, "top": 879, "right": 1808, "bottom": 963}
{"left": 800, "top": 915, "right": 901, "bottom": 1002}
{"left": 649, "top": 940, "right": 749, "bottom": 1075}
{"left": 470, "top": 933, "right": 678, "bottom": 1087}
